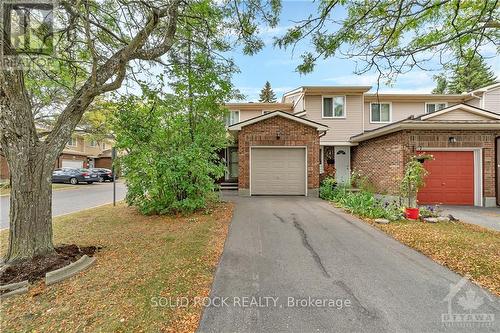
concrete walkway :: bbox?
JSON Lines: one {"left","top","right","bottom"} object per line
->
{"left": 198, "top": 194, "right": 499, "bottom": 333}
{"left": 441, "top": 206, "right": 500, "bottom": 231}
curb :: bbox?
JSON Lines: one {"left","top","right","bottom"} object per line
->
{"left": 45, "top": 255, "right": 95, "bottom": 285}
{"left": 0, "top": 280, "right": 29, "bottom": 299}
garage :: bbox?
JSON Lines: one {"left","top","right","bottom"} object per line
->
{"left": 417, "top": 151, "right": 474, "bottom": 205}
{"left": 251, "top": 147, "right": 306, "bottom": 195}
{"left": 61, "top": 159, "right": 84, "bottom": 169}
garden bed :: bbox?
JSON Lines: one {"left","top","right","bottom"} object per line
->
{"left": 0, "top": 244, "right": 99, "bottom": 286}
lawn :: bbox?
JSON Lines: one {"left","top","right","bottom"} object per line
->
{"left": 363, "top": 216, "right": 500, "bottom": 296}
{"left": 0, "top": 183, "right": 75, "bottom": 196}
{"left": 0, "top": 201, "right": 233, "bottom": 332}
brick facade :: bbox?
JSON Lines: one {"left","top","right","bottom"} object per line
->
{"left": 351, "top": 129, "right": 500, "bottom": 202}
{"left": 237, "top": 115, "right": 320, "bottom": 193}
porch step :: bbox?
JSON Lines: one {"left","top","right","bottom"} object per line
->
{"left": 220, "top": 182, "right": 238, "bottom": 190}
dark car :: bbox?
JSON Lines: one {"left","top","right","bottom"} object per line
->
{"left": 52, "top": 168, "right": 99, "bottom": 185}
{"left": 90, "top": 168, "right": 116, "bottom": 182}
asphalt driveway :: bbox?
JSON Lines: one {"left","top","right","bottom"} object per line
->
{"left": 0, "top": 181, "right": 127, "bottom": 229}
{"left": 441, "top": 205, "right": 500, "bottom": 231}
{"left": 199, "top": 194, "right": 499, "bottom": 333}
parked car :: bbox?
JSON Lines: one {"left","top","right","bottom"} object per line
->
{"left": 90, "top": 168, "right": 116, "bottom": 182}
{"left": 52, "top": 168, "right": 99, "bottom": 185}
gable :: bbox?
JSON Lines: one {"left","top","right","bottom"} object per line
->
{"left": 228, "top": 110, "right": 328, "bottom": 131}
{"left": 420, "top": 104, "right": 500, "bottom": 121}
{"left": 430, "top": 109, "right": 496, "bottom": 121}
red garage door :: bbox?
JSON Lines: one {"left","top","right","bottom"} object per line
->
{"left": 417, "top": 151, "right": 474, "bottom": 205}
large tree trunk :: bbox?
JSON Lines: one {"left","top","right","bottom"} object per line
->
{"left": 4, "top": 146, "right": 56, "bottom": 264}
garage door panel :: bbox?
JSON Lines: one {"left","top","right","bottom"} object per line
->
{"left": 251, "top": 148, "right": 306, "bottom": 195}
{"left": 61, "top": 159, "right": 84, "bottom": 169}
{"left": 417, "top": 151, "right": 474, "bottom": 205}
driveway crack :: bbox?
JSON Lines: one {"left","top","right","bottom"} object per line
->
{"left": 291, "top": 214, "right": 331, "bottom": 278}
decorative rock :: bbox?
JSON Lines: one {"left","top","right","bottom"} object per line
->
{"left": 375, "top": 218, "right": 390, "bottom": 224}
{"left": 46, "top": 255, "right": 95, "bottom": 286}
{"left": 424, "top": 217, "right": 438, "bottom": 223}
{"left": 437, "top": 216, "right": 450, "bottom": 222}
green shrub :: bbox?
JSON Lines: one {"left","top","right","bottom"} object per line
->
{"left": 320, "top": 181, "right": 403, "bottom": 221}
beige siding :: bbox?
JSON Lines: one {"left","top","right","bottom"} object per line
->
{"left": 240, "top": 110, "right": 263, "bottom": 121}
{"left": 284, "top": 94, "right": 305, "bottom": 113}
{"left": 465, "top": 98, "right": 481, "bottom": 108}
{"left": 304, "top": 95, "right": 363, "bottom": 143}
{"left": 484, "top": 87, "right": 500, "bottom": 113}
{"left": 431, "top": 109, "right": 494, "bottom": 121}
{"left": 364, "top": 101, "right": 460, "bottom": 130}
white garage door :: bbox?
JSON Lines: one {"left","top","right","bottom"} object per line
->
{"left": 61, "top": 159, "right": 84, "bottom": 169}
{"left": 251, "top": 147, "right": 306, "bottom": 195}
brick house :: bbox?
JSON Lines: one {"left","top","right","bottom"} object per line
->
{"left": 223, "top": 83, "right": 500, "bottom": 207}
{"left": 0, "top": 130, "right": 114, "bottom": 180}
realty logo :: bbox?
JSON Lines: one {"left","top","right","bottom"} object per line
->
{"left": 0, "top": 0, "right": 56, "bottom": 69}
{"left": 442, "top": 276, "right": 496, "bottom": 328}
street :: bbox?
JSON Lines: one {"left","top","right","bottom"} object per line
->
{"left": 0, "top": 181, "right": 127, "bottom": 229}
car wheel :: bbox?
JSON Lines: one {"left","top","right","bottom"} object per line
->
{"left": 87, "top": 181, "right": 94, "bottom": 184}
{"left": 98, "top": 177, "right": 104, "bottom": 183}
{"left": 70, "top": 177, "right": 78, "bottom": 185}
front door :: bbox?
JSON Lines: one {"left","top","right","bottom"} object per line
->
{"left": 227, "top": 147, "right": 239, "bottom": 181}
{"left": 334, "top": 146, "right": 351, "bottom": 185}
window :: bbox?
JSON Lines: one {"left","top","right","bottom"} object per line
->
{"left": 90, "top": 140, "right": 96, "bottom": 147}
{"left": 425, "top": 102, "right": 447, "bottom": 114}
{"left": 225, "top": 110, "right": 240, "bottom": 126}
{"left": 322, "top": 96, "right": 345, "bottom": 118}
{"left": 370, "top": 103, "right": 391, "bottom": 123}
{"left": 67, "top": 137, "right": 77, "bottom": 147}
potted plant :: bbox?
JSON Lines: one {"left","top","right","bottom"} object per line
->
{"left": 400, "top": 155, "right": 433, "bottom": 219}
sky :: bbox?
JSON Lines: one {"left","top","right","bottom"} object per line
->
{"left": 229, "top": 1, "right": 500, "bottom": 102}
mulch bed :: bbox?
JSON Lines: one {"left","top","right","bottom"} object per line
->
{"left": 0, "top": 244, "right": 100, "bottom": 286}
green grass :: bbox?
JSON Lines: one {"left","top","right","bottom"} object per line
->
{"left": 0, "top": 202, "right": 233, "bottom": 332}
{"left": 0, "top": 183, "right": 76, "bottom": 196}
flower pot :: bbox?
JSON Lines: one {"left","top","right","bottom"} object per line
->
{"left": 405, "top": 207, "right": 419, "bottom": 220}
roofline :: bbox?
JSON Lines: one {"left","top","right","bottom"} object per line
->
{"left": 224, "top": 102, "right": 293, "bottom": 107}
{"left": 227, "top": 110, "right": 329, "bottom": 131}
{"left": 468, "top": 82, "right": 500, "bottom": 94}
{"left": 351, "top": 122, "right": 500, "bottom": 142}
{"left": 364, "top": 93, "right": 467, "bottom": 102}
{"left": 420, "top": 103, "right": 500, "bottom": 120}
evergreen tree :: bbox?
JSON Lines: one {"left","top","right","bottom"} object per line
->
{"left": 431, "top": 74, "right": 447, "bottom": 94}
{"left": 259, "top": 81, "right": 277, "bottom": 102}
{"left": 442, "top": 51, "right": 497, "bottom": 94}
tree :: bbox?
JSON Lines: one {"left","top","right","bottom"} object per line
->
{"left": 447, "top": 51, "right": 497, "bottom": 93}
{"left": 259, "top": 81, "right": 277, "bottom": 102}
{"left": 0, "top": 0, "right": 279, "bottom": 264}
{"left": 275, "top": 0, "right": 499, "bottom": 83}
{"left": 432, "top": 50, "right": 497, "bottom": 94}
{"left": 431, "top": 74, "right": 448, "bottom": 94}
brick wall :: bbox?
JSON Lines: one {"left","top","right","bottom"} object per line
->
{"left": 351, "top": 131, "right": 407, "bottom": 195}
{"left": 352, "top": 129, "right": 500, "bottom": 199}
{"left": 405, "top": 129, "right": 500, "bottom": 198}
{"left": 237, "top": 115, "right": 320, "bottom": 191}
{"left": 95, "top": 157, "right": 112, "bottom": 169}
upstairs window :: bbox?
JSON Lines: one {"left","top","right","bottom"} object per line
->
{"left": 225, "top": 110, "right": 240, "bottom": 126}
{"left": 370, "top": 103, "right": 391, "bottom": 123}
{"left": 322, "top": 96, "right": 345, "bottom": 118}
{"left": 90, "top": 140, "right": 97, "bottom": 147}
{"left": 425, "top": 102, "right": 447, "bottom": 114}
{"left": 67, "top": 137, "right": 77, "bottom": 147}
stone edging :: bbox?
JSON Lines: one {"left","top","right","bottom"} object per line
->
{"left": 45, "top": 255, "right": 96, "bottom": 285}
{"left": 0, "top": 280, "right": 29, "bottom": 299}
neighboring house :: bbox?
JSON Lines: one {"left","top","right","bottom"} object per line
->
{"left": 0, "top": 130, "right": 114, "bottom": 180}
{"left": 224, "top": 83, "right": 500, "bottom": 207}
